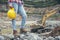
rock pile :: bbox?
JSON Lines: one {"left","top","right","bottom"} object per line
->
{"left": 49, "top": 26, "right": 60, "bottom": 36}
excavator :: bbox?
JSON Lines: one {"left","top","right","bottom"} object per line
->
{"left": 30, "top": 7, "right": 59, "bottom": 33}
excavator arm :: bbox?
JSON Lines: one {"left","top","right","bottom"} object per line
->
{"left": 41, "top": 7, "right": 59, "bottom": 27}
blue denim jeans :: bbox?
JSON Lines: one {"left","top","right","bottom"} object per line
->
{"left": 12, "top": 2, "right": 27, "bottom": 30}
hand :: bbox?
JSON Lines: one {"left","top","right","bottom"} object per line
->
{"left": 8, "top": 3, "right": 13, "bottom": 9}
{"left": 9, "top": 6, "right": 13, "bottom": 9}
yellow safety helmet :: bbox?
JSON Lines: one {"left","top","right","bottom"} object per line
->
{"left": 7, "top": 8, "right": 16, "bottom": 19}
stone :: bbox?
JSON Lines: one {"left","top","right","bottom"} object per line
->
{"left": 44, "top": 36, "right": 55, "bottom": 40}
{"left": 0, "top": 36, "right": 4, "bottom": 40}
{"left": 54, "top": 36, "right": 60, "bottom": 40}
{"left": 19, "top": 33, "right": 43, "bottom": 40}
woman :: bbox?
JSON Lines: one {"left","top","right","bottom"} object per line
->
{"left": 8, "top": 0, "right": 27, "bottom": 35}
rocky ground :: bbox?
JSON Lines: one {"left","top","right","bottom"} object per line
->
{"left": 0, "top": 13, "right": 60, "bottom": 40}
{"left": 0, "top": 33, "right": 60, "bottom": 40}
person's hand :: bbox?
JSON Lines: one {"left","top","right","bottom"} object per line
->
{"left": 9, "top": 6, "right": 13, "bottom": 9}
{"left": 8, "top": 3, "right": 13, "bottom": 9}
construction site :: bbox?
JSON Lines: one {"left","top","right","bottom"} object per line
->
{"left": 0, "top": 0, "right": 60, "bottom": 40}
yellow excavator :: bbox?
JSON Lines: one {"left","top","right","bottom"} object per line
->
{"left": 31, "top": 7, "right": 59, "bottom": 33}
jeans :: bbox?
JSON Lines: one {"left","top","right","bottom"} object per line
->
{"left": 12, "top": 2, "right": 27, "bottom": 30}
